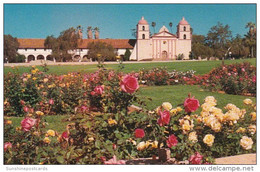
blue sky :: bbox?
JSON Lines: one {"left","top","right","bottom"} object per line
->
{"left": 4, "top": 4, "right": 256, "bottom": 39}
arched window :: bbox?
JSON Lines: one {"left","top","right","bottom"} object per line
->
{"left": 183, "top": 34, "right": 186, "bottom": 39}
{"left": 142, "top": 34, "right": 145, "bottom": 39}
{"left": 183, "top": 26, "right": 186, "bottom": 31}
{"left": 142, "top": 26, "right": 145, "bottom": 31}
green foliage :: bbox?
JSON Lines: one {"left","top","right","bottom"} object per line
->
{"left": 124, "top": 49, "right": 131, "bottom": 61}
{"left": 44, "top": 27, "right": 82, "bottom": 62}
{"left": 4, "top": 34, "right": 20, "bottom": 63}
{"left": 87, "top": 41, "right": 116, "bottom": 62}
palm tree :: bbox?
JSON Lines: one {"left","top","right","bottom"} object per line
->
{"left": 94, "top": 27, "right": 100, "bottom": 39}
{"left": 169, "top": 22, "right": 173, "bottom": 33}
{"left": 76, "top": 25, "right": 83, "bottom": 39}
{"left": 151, "top": 22, "right": 156, "bottom": 34}
{"left": 244, "top": 22, "right": 256, "bottom": 58}
{"left": 87, "top": 26, "right": 93, "bottom": 39}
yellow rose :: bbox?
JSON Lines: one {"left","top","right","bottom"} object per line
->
{"left": 243, "top": 99, "right": 253, "bottom": 105}
{"left": 155, "top": 106, "right": 162, "bottom": 115}
{"left": 250, "top": 112, "right": 256, "bottom": 121}
{"left": 27, "top": 74, "right": 31, "bottom": 79}
{"left": 43, "top": 78, "right": 49, "bottom": 83}
{"left": 188, "top": 131, "right": 198, "bottom": 143}
{"left": 162, "top": 102, "right": 172, "bottom": 111}
{"left": 211, "top": 122, "right": 222, "bottom": 132}
{"left": 176, "top": 107, "right": 183, "bottom": 112}
{"left": 59, "top": 83, "right": 66, "bottom": 88}
{"left": 151, "top": 141, "right": 158, "bottom": 149}
{"left": 225, "top": 103, "right": 237, "bottom": 111}
{"left": 137, "top": 141, "right": 146, "bottom": 151}
{"left": 32, "top": 77, "right": 37, "bottom": 81}
{"left": 47, "top": 130, "right": 55, "bottom": 137}
{"left": 36, "top": 111, "right": 44, "bottom": 116}
{"left": 108, "top": 118, "right": 117, "bottom": 125}
{"left": 170, "top": 108, "right": 178, "bottom": 116}
{"left": 248, "top": 125, "right": 256, "bottom": 135}
{"left": 240, "top": 136, "right": 253, "bottom": 150}
{"left": 203, "top": 134, "right": 215, "bottom": 147}
{"left": 145, "top": 141, "right": 152, "bottom": 148}
{"left": 6, "top": 120, "right": 12, "bottom": 125}
{"left": 31, "top": 70, "right": 36, "bottom": 74}
{"left": 43, "top": 137, "right": 51, "bottom": 144}
{"left": 236, "top": 127, "right": 246, "bottom": 133}
{"left": 204, "top": 96, "right": 217, "bottom": 104}
{"left": 88, "top": 137, "right": 94, "bottom": 142}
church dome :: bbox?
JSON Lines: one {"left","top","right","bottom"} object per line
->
{"left": 179, "top": 17, "right": 189, "bottom": 25}
{"left": 159, "top": 25, "right": 169, "bottom": 32}
{"left": 138, "top": 16, "right": 148, "bottom": 25}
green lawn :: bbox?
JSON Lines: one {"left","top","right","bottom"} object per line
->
{"left": 4, "top": 58, "right": 256, "bottom": 75}
{"left": 8, "top": 85, "right": 255, "bottom": 132}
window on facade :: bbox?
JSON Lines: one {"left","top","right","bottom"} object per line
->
{"left": 142, "top": 34, "right": 145, "bottom": 39}
{"left": 34, "top": 49, "right": 36, "bottom": 51}
{"left": 142, "top": 26, "right": 145, "bottom": 31}
{"left": 183, "top": 34, "right": 186, "bottom": 39}
{"left": 25, "top": 49, "right": 27, "bottom": 51}
{"left": 44, "top": 49, "right": 46, "bottom": 51}
{"left": 184, "top": 26, "right": 186, "bottom": 31}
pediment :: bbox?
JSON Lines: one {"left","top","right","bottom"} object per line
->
{"left": 152, "top": 31, "right": 176, "bottom": 38}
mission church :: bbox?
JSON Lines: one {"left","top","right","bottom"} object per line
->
{"left": 17, "top": 16, "right": 191, "bottom": 62}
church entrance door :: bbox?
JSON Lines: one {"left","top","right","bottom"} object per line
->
{"left": 162, "top": 51, "right": 168, "bottom": 60}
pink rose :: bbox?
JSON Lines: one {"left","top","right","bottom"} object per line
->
{"left": 4, "top": 142, "right": 12, "bottom": 152}
{"left": 49, "top": 99, "right": 54, "bottom": 105}
{"left": 157, "top": 110, "right": 171, "bottom": 126}
{"left": 21, "top": 118, "right": 36, "bottom": 131}
{"left": 252, "top": 75, "right": 256, "bottom": 83}
{"left": 135, "top": 128, "right": 145, "bottom": 138}
{"left": 189, "top": 152, "right": 203, "bottom": 164}
{"left": 23, "top": 106, "right": 29, "bottom": 113}
{"left": 120, "top": 75, "right": 139, "bottom": 94}
{"left": 166, "top": 134, "right": 178, "bottom": 148}
{"left": 184, "top": 97, "right": 200, "bottom": 113}
{"left": 93, "top": 85, "right": 104, "bottom": 95}
{"left": 104, "top": 155, "right": 126, "bottom": 165}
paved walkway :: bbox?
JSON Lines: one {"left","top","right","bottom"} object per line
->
{"left": 4, "top": 59, "right": 202, "bottom": 67}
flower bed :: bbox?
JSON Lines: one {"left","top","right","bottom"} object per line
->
{"left": 4, "top": 65, "right": 256, "bottom": 164}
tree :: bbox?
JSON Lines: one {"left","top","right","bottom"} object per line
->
{"left": 151, "top": 22, "right": 156, "bottom": 34}
{"left": 44, "top": 27, "right": 82, "bottom": 62}
{"left": 244, "top": 22, "right": 256, "bottom": 58}
{"left": 4, "top": 34, "right": 19, "bottom": 63}
{"left": 191, "top": 35, "right": 214, "bottom": 60}
{"left": 124, "top": 49, "right": 131, "bottom": 61}
{"left": 205, "top": 22, "right": 232, "bottom": 59}
{"left": 94, "top": 27, "right": 100, "bottom": 39}
{"left": 131, "top": 28, "right": 137, "bottom": 38}
{"left": 230, "top": 34, "right": 249, "bottom": 59}
{"left": 87, "top": 41, "right": 116, "bottom": 62}
{"left": 169, "top": 22, "right": 173, "bottom": 33}
{"left": 87, "top": 26, "right": 93, "bottom": 39}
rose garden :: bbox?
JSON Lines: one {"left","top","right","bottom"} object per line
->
{"left": 4, "top": 60, "right": 256, "bottom": 165}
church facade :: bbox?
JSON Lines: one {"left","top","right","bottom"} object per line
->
{"left": 130, "top": 16, "right": 192, "bottom": 61}
{"left": 16, "top": 16, "right": 191, "bottom": 62}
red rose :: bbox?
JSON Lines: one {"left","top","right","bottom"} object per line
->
{"left": 184, "top": 97, "right": 200, "bottom": 113}
{"left": 21, "top": 118, "right": 36, "bottom": 131}
{"left": 189, "top": 152, "right": 203, "bottom": 164}
{"left": 120, "top": 75, "right": 139, "bottom": 94}
{"left": 157, "top": 110, "right": 170, "bottom": 126}
{"left": 4, "top": 142, "right": 12, "bottom": 152}
{"left": 135, "top": 128, "right": 145, "bottom": 138}
{"left": 61, "top": 131, "right": 69, "bottom": 141}
{"left": 166, "top": 134, "right": 178, "bottom": 148}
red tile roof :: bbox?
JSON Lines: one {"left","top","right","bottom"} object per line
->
{"left": 17, "top": 38, "right": 136, "bottom": 49}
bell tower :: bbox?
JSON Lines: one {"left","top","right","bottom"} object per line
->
{"left": 137, "top": 16, "right": 150, "bottom": 40}
{"left": 177, "top": 17, "right": 191, "bottom": 40}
